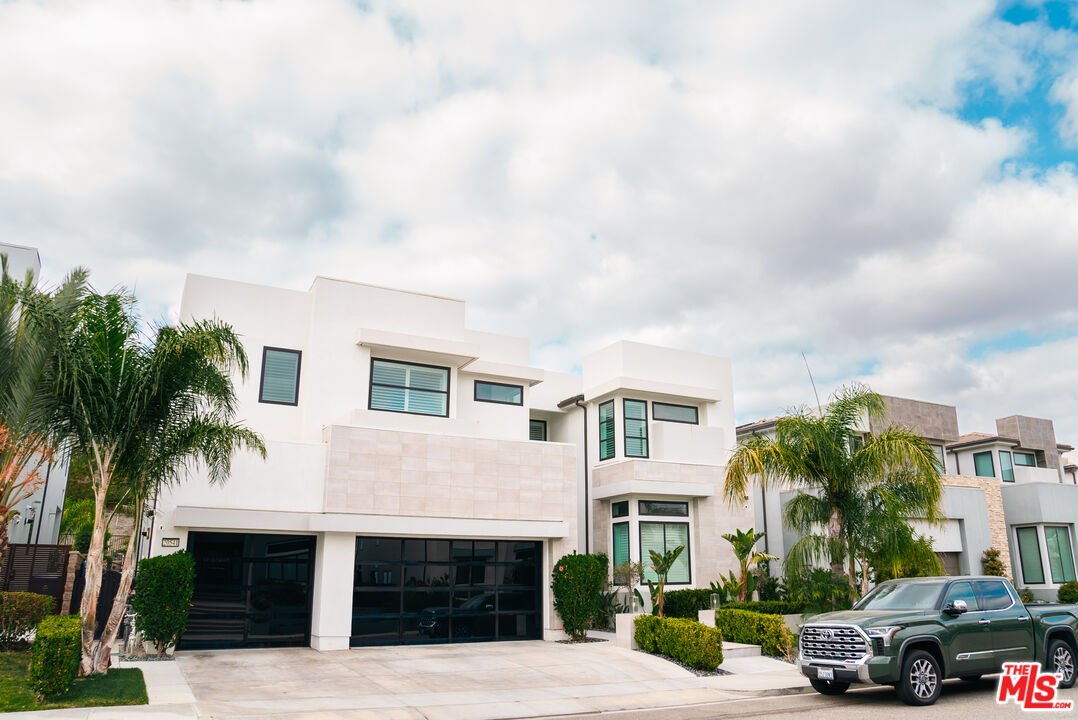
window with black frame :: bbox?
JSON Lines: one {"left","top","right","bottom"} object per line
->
{"left": 599, "top": 400, "right": 615, "bottom": 460}
{"left": 369, "top": 359, "right": 449, "bottom": 417}
{"left": 624, "top": 399, "right": 648, "bottom": 458}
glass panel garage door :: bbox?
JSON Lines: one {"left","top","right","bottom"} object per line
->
{"left": 351, "top": 537, "right": 541, "bottom": 646}
{"left": 180, "top": 532, "right": 315, "bottom": 650}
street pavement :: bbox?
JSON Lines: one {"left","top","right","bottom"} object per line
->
{"left": 536, "top": 676, "right": 1078, "bottom": 719}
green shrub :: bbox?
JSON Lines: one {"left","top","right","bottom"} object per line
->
{"left": 551, "top": 552, "right": 606, "bottom": 641}
{"left": 716, "top": 608, "right": 794, "bottom": 658}
{"left": 1059, "top": 581, "right": 1078, "bottom": 605}
{"left": 660, "top": 589, "right": 714, "bottom": 618}
{"left": 0, "top": 592, "right": 53, "bottom": 649}
{"left": 28, "top": 615, "right": 81, "bottom": 698}
{"left": 722, "top": 600, "right": 805, "bottom": 615}
{"left": 785, "top": 569, "right": 855, "bottom": 613}
{"left": 1017, "top": 586, "right": 1035, "bottom": 604}
{"left": 132, "top": 551, "right": 196, "bottom": 654}
{"left": 634, "top": 614, "right": 723, "bottom": 670}
{"left": 981, "top": 548, "right": 1006, "bottom": 576}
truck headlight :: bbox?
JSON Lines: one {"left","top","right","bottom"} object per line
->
{"left": 865, "top": 626, "right": 901, "bottom": 647}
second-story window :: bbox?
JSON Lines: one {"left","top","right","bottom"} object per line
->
{"left": 529, "top": 419, "right": 547, "bottom": 441}
{"left": 999, "top": 451, "right": 1014, "bottom": 483}
{"left": 474, "top": 380, "right": 523, "bottom": 405}
{"left": 1014, "top": 451, "right": 1037, "bottom": 467}
{"left": 652, "top": 402, "right": 698, "bottom": 424}
{"left": 370, "top": 358, "right": 449, "bottom": 417}
{"left": 624, "top": 399, "right": 648, "bottom": 458}
{"left": 973, "top": 451, "right": 995, "bottom": 478}
{"left": 259, "top": 347, "right": 302, "bottom": 406}
{"left": 599, "top": 400, "right": 615, "bottom": 461}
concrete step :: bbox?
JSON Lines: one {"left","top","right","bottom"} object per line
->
{"left": 723, "top": 641, "right": 762, "bottom": 658}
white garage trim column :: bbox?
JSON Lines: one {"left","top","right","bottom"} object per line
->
{"left": 310, "top": 532, "right": 355, "bottom": 651}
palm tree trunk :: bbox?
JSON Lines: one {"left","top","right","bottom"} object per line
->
{"left": 79, "top": 447, "right": 113, "bottom": 677}
{"left": 828, "top": 505, "right": 844, "bottom": 576}
{"left": 860, "top": 549, "right": 870, "bottom": 595}
{"left": 94, "top": 497, "right": 141, "bottom": 673}
{"left": 0, "top": 508, "right": 10, "bottom": 572}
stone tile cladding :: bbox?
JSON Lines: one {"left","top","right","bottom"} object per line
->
{"left": 592, "top": 459, "right": 725, "bottom": 489}
{"left": 943, "top": 474, "right": 1011, "bottom": 576}
{"left": 324, "top": 425, "right": 577, "bottom": 522}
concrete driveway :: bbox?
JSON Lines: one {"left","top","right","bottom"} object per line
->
{"left": 174, "top": 640, "right": 802, "bottom": 719}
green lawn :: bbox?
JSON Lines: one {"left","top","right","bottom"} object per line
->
{"left": 0, "top": 651, "right": 148, "bottom": 713}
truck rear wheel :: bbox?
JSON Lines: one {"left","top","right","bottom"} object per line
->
{"left": 1049, "top": 638, "right": 1076, "bottom": 689}
{"left": 809, "top": 678, "right": 850, "bottom": 695}
{"left": 896, "top": 649, "right": 942, "bottom": 706}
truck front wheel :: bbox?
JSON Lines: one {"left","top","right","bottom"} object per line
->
{"left": 896, "top": 649, "right": 942, "bottom": 706}
{"left": 809, "top": 678, "right": 850, "bottom": 695}
{"left": 1049, "top": 639, "right": 1076, "bottom": 689}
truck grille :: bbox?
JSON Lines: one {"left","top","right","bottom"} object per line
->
{"left": 800, "top": 624, "right": 870, "bottom": 663}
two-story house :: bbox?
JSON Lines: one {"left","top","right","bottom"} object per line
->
{"left": 148, "top": 274, "right": 750, "bottom": 652}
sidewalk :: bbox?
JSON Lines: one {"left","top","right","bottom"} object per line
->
{"left": 5, "top": 641, "right": 809, "bottom": 720}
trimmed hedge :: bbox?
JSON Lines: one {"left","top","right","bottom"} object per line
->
{"left": 1059, "top": 581, "right": 1078, "bottom": 605}
{"left": 132, "top": 551, "right": 196, "bottom": 654}
{"left": 29, "top": 615, "right": 81, "bottom": 698}
{"left": 721, "top": 600, "right": 804, "bottom": 615}
{"left": 0, "top": 592, "right": 53, "bottom": 649}
{"left": 716, "top": 608, "right": 793, "bottom": 658}
{"left": 661, "top": 589, "right": 714, "bottom": 619}
{"left": 551, "top": 552, "right": 606, "bottom": 641}
{"left": 635, "top": 615, "right": 723, "bottom": 670}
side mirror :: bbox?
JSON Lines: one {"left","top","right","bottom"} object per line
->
{"left": 944, "top": 599, "right": 968, "bottom": 616}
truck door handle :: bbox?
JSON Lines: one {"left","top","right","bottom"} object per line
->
{"left": 1017, "top": 616, "right": 1029, "bottom": 622}
{"left": 979, "top": 619, "right": 991, "bottom": 625}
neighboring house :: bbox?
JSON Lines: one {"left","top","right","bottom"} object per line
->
{"left": 0, "top": 243, "right": 70, "bottom": 546}
{"left": 148, "top": 274, "right": 750, "bottom": 652}
{"left": 740, "top": 396, "right": 1078, "bottom": 601}
{"left": 740, "top": 396, "right": 1003, "bottom": 581}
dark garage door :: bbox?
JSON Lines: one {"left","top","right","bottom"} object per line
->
{"left": 180, "top": 532, "right": 315, "bottom": 650}
{"left": 351, "top": 537, "right": 541, "bottom": 646}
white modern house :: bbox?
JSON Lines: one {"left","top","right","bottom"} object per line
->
{"left": 148, "top": 274, "right": 751, "bottom": 651}
{"left": 0, "top": 243, "right": 71, "bottom": 546}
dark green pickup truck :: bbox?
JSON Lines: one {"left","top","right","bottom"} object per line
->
{"left": 796, "top": 576, "right": 1078, "bottom": 705}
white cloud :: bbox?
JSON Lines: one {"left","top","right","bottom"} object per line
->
{"left": 3, "top": 0, "right": 1078, "bottom": 442}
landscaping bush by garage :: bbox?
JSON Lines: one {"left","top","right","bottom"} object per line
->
{"left": 551, "top": 552, "right": 606, "bottom": 641}
{"left": 132, "top": 551, "right": 196, "bottom": 655}
{"left": 715, "top": 608, "right": 794, "bottom": 658}
{"left": 635, "top": 614, "right": 723, "bottom": 671}
{"left": 0, "top": 592, "right": 53, "bottom": 650}
{"left": 28, "top": 615, "right": 81, "bottom": 698}
{"left": 660, "top": 589, "right": 713, "bottom": 619}
{"left": 721, "top": 600, "right": 804, "bottom": 615}
{"left": 1059, "top": 581, "right": 1078, "bottom": 605}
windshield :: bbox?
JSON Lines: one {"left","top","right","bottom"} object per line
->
{"left": 857, "top": 582, "right": 945, "bottom": 610}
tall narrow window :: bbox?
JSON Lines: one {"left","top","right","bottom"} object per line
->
{"left": 612, "top": 523, "right": 629, "bottom": 567}
{"left": 474, "top": 380, "right": 523, "bottom": 405}
{"left": 624, "top": 399, "right": 648, "bottom": 458}
{"left": 652, "top": 402, "right": 698, "bottom": 424}
{"left": 369, "top": 358, "right": 449, "bottom": 417}
{"left": 999, "top": 451, "right": 1014, "bottom": 483}
{"left": 973, "top": 451, "right": 995, "bottom": 478}
{"left": 598, "top": 400, "right": 615, "bottom": 461}
{"left": 1045, "top": 526, "right": 1077, "bottom": 584}
{"left": 930, "top": 444, "right": 945, "bottom": 470}
{"left": 259, "top": 347, "right": 302, "bottom": 405}
{"left": 1017, "top": 526, "right": 1045, "bottom": 585}
{"left": 529, "top": 419, "right": 547, "bottom": 442}
{"left": 639, "top": 522, "right": 690, "bottom": 584}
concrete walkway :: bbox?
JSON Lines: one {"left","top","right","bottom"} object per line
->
{"left": 6, "top": 641, "right": 809, "bottom": 719}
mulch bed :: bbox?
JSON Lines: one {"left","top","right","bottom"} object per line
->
{"left": 635, "top": 649, "right": 730, "bottom": 676}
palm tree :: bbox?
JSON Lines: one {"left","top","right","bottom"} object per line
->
{"left": 721, "top": 528, "right": 777, "bottom": 602}
{"left": 723, "top": 384, "right": 943, "bottom": 586}
{"left": 0, "top": 260, "right": 86, "bottom": 566}
{"left": 47, "top": 293, "right": 264, "bottom": 675}
{"left": 647, "top": 545, "right": 684, "bottom": 618}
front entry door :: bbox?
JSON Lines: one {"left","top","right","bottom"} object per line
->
{"left": 940, "top": 580, "right": 996, "bottom": 676}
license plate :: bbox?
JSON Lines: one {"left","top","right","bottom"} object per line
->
{"left": 817, "top": 667, "right": 834, "bottom": 680}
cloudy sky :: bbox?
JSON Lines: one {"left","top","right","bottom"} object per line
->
{"left": 3, "top": 0, "right": 1078, "bottom": 444}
